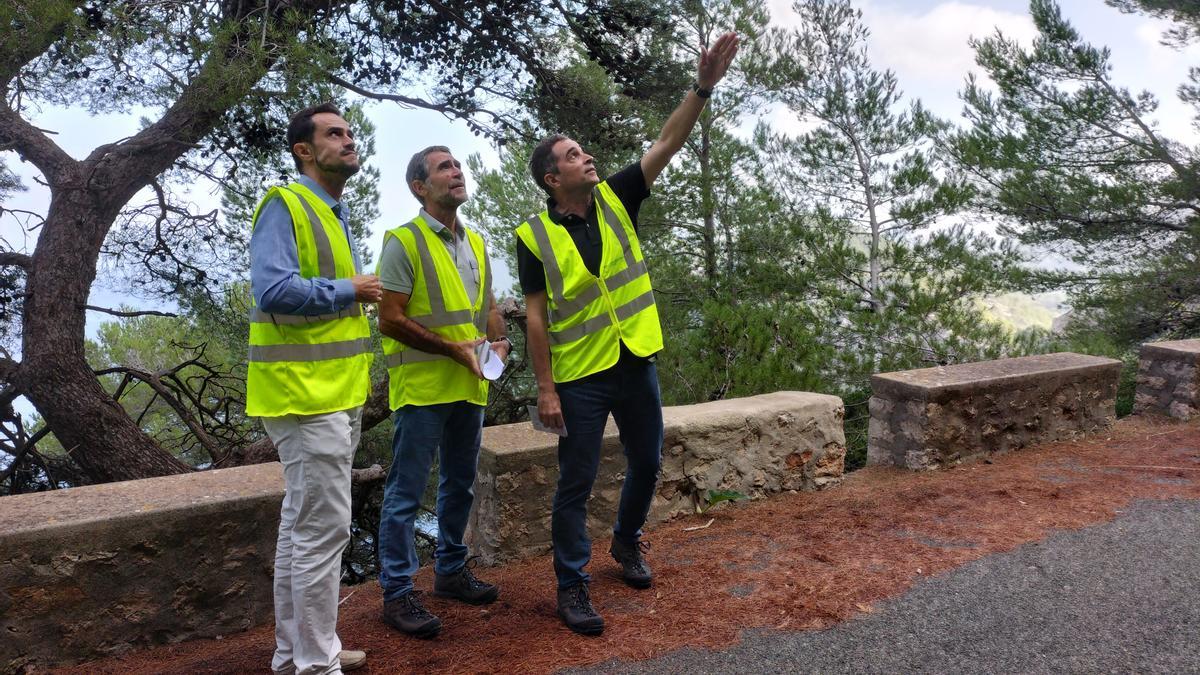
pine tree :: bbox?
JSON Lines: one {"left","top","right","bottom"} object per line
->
{"left": 750, "top": 0, "right": 1027, "bottom": 378}
{"left": 949, "top": 0, "right": 1200, "bottom": 345}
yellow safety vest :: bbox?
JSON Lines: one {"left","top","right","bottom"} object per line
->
{"left": 381, "top": 216, "right": 491, "bottom": 409}
{"left": 514, "top": 181, "right": 662, "bottom": 383}
{"left": 245, "top": 183, "right": 373, "bottom": 417}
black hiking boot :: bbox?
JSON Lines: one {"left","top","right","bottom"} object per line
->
{"left": 609, "top": 538, "right": 653, "bottom": 589}
{"left": 557, "top": 583, "right": 604, "bottom": 636}
{"left": 433, "top": 558, "right": 499, "bottom": 605}
{"left": 381, "top": 591, "right": 442, "bottom": 638}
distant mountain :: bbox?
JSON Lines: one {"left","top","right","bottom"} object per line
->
{"left": 977, "top": 292, "right": 1069, "bottom": 333}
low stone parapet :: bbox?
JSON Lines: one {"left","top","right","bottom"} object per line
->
{"left": 867, "top": 353, "right": 1121, "bottom": 470}
{"left": 0, "top": 463, "right": 282, "bottom": 671}
{"left": 1134, "top": 340, "right": 1200, "bottom": 420}
{"left": 1, "top": 391, "right": 844, "bottom": 669}
{"left": 465, "top": 391, "right": 846, "bottom": 564}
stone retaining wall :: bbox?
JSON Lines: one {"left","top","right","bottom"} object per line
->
{"left": 1134, "top": 340, "right": 1200, "bottom": 420}
{"left": 867, "top": 352, "right": 1121, "bottom": 470}
{"left": 1, "top": 464, "right": 282, "bottom": 672}
{"left": 1, "top": 391, "right": 844, "bottom": 669}
{"left": 465, "top": 391, "right": 846, "bottom": 564}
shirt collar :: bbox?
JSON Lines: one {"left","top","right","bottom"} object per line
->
{"left": 419, "top": 208, "right": 465, "bottom": 240}
{"left": 545, "top": 196, "right": 593, "bottom": 225}
{"left": 297, "top": 175, "right": 347, "bottom": 220}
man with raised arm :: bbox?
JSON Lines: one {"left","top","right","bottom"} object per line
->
{"left": 515, "top": 33, "right": 739, "bottom": 636}
{"left": 248, "top": 102, "right": 380, "bottom": 674}
{"left": 375, "top": 146, "right": 510, "bottom": 639}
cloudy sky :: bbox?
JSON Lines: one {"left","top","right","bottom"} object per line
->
{"left": 3, "top": 0, "right": 1196, "bottom": 332}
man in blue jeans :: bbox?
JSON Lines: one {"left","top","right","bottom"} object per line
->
{"left": 516, "top": 33, "right": 739, "bottom": 635}
{"left": 375, "top": 145, "right": 511, "bottom": 638}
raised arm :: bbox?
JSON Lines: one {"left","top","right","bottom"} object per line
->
{"left": 639, "top": 32, "right": 739, "bottom": 187}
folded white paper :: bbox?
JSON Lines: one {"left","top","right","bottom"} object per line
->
{"left": 527, "top": 404, "right": 568, "bottom": 437}
{"left": 475, "top": 340, "right": 506, "bottom": 381}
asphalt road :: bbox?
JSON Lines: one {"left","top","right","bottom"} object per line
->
{"left": 578, "top": 498, "right": 1200, "bottom": 675}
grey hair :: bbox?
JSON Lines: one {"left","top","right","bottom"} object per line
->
{"left": 405, "top": 145, "right": 453, "bottom": 202}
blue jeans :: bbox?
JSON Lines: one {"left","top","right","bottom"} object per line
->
{"left": 377, "top": 401, "right": 484, "bottom": 601}
{"left": 552, "top": 353, "right": 664, "bottom": 589}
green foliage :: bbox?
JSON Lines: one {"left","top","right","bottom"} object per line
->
{"left": 746, "top": 0, "right": 1032, "bottom": 387}
{"left": 949, "top": 0, "right": 1200, "bottom": 348}
{"left": 700, "top": 488, "right": 747, "bottom": 512}
{"left": 85, "top": 300, "right": 252, "bottom": 467}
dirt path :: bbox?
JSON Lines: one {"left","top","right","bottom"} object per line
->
{"left": 62, "top": 416, "right": 1200, "bottom": 674}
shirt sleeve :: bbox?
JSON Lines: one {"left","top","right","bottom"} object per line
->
{"left": 377, "top": 234, "right": 415, "bottom": 295}
{"left": 249, "top": 195, "right": 356, "bottom": 315}
{"left": 516, "top": 236, "right": 547, "bottom": 296}
{"left": 604, "top": 161, "right": 652, "bottom": 231}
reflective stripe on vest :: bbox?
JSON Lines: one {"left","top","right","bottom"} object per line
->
{"left": 547, "top": 288, "right": 656, "bottom": 345}
{"left": 297, "top": 195, "right": 337, "bottom": 278}
{"left": 249, "top": 304, "right": 363, "bottom": 325}
{"left": 249, "top": 337, "right": 373, "bottom": 362}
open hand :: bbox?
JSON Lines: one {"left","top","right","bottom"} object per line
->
{"left": 698, "top": 32, "right": 740, "bottom": 90}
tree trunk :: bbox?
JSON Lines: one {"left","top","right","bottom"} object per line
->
{"left": 699, "top": 116, "right": 719, "bottom": 299}
{"left": 20, "top": 175, "right": 191, "bottom": 483}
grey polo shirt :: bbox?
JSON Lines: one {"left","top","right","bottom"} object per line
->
{"left": 379, "top": 209, "right": 482, "bottom": 306}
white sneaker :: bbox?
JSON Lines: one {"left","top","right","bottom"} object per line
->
{"left": 339, "top": 650, "right": 367, "bottom": 672}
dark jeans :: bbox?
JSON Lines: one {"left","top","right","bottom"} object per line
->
{"left": 377, "top": 401, "right": 484, "bottom": 601}
{"left": 552, "top": 354, "right": 663, "bottom": 589}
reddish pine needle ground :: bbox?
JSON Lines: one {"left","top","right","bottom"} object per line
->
{"left": 61, "top": 415, "right": 1200, "bottom": 674}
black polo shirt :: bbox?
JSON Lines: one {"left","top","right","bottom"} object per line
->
{"left": 516, "top": 162, "right": 650, "bottom": 295}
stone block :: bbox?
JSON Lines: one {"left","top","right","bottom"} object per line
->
{"left": 1, "top": 463, "right": 283, "bottom": 671}
{"left": 1135, "top": 340, "right": 1200, "bottom": 419}
{"left": 465, "top": 391, "right": 845, "bottom": 564}
{"left": 866, "top": 353, "right": 1121, "bottom": 470}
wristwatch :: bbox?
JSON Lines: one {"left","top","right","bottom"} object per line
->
{"left": 692, "top": 81, "right": 713, "bottom": 99}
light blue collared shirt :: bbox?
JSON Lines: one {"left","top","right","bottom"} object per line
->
{"left": 249, "top": 175, "right": 361, "bottom": 315}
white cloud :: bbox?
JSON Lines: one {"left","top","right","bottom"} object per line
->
{"left": 766, "top": 1, "right": 1036, "bottom": 84}
{"left": 859, "top": 2, "right": 1037, "bottom": 86}
{"left": 763, "top": 1, "right": 1038, "bottom": 121}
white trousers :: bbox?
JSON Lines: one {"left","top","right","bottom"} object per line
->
{"left": 263, "top": 407, "right": 362, "bottom": 675}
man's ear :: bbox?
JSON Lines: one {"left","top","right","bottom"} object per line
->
{"left": 292, "top": 142, "right": 313, "bottom": 167}
{"left": 411, "top": 179, "right": 427, "bottom": 200}
{"left": 544, "top": 172, "right": 559, "bottom": 190}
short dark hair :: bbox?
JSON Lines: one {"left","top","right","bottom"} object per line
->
{"left": 406, "top": 145, "right": 452, "bottom": 203}
{"left": 286, "top": 102, "right": 343, "bottom": 172}
{"left": 529, "top": 134, "right": 569, "bottom": 196}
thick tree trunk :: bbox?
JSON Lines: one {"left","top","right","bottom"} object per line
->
{"left": 21, "top": 174, "right": 191, "bottom": 482}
